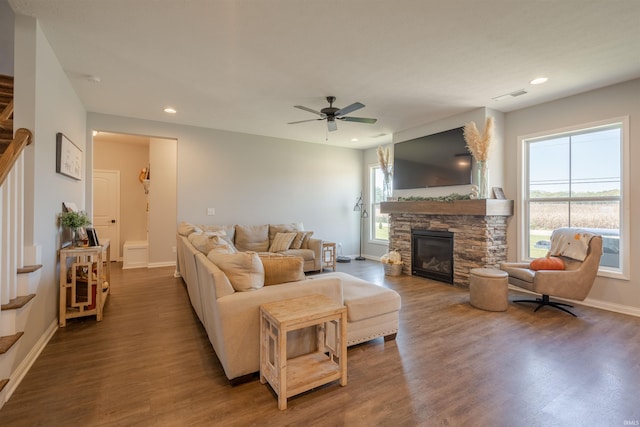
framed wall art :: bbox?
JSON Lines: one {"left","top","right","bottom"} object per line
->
{"left": 56, "top": 132, "right": 82, "bottom": 180}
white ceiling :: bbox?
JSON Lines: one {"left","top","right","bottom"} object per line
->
{"left": 9, "top": 0, "right": 640, "bottom": 149}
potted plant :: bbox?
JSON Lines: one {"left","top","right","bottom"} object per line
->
{"left": 59, "top": 210, "right": 92, "bottom": 246}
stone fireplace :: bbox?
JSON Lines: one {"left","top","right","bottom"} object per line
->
{"left": 381, "top": 199, "right": 513, "bottom": 287}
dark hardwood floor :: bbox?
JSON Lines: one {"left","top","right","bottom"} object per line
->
{"left": 2, "top": 260, "right": 640, "bottom": 426}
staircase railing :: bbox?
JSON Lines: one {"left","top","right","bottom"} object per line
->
{"left": 0, "top": 128, "right": 32, "bottom": 187}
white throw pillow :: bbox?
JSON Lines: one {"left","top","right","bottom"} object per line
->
{"left": 189, "top": 231, "right": 237, "bottom": 254}
{"left": 269, "top": 232, "right": 297, "bottom": 252}
{"left": 207, "top": 251, "right": 265, "bottom": 292}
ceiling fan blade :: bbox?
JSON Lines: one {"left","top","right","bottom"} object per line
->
{"left": 288, "top": 118, "right": 323, "bottom": 124}
{"left": 339, "top": 116, "right": 377, "bottom": 124}
{"left": 327, "top": 120, "right": 338, "bottom": 132}
{"left": 335, "top": 102, "right": 364, "bottom": 117}
{"left": 294, "top": 105, "right": 325, "bottom": 117}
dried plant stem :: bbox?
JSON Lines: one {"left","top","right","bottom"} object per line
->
{"left": 463, "top": 117, "right": 494, "bottom": 161}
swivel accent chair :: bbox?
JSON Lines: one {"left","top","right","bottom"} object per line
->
{"left": 500, "top": 230, "right": 602, "bottom": 316}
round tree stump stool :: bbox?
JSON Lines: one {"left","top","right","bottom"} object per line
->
{"left": 469, "top": 268, "right": 509, "bottom": 312}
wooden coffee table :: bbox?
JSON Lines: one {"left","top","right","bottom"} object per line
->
{"left": 260, "top": 294, "right": 347, "bottom": 410}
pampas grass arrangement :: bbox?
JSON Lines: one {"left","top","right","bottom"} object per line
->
{"left": 463, "top": 117, "right": 494, "bottom": 161}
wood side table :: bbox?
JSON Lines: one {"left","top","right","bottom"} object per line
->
{"left": 322, "top": 241, "right": 336, "bottom": 271}
{"left": 260, "top": 294, "right": 347, "bottom": 410}
{"left": 59, "top": 240, "right": 111, "bottom": 327}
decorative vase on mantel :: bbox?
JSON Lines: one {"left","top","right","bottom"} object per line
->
{"left": 475, "top": 160, "right": 490, "bottom": 199}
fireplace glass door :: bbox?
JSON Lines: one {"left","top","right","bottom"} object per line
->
{"left": 412, "top": 229, "right": 454, "bottom": 284}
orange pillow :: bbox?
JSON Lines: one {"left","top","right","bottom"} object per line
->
{"left": 530, "top": 254, "right": 565, "bottom": 271}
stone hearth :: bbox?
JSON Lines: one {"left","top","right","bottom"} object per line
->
{"left": 381, "top": 200, "right": 513, "bottom": 287}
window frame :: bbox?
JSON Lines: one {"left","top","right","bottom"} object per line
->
{"left": 517, "top": 116, "right": 630, "bottom": 280}
{"left": 369, "top": 163, "right": 390, "bottom": 245}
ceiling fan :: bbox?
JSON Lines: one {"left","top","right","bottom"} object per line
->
{"left": 288, "top": 96, "right": 377, "bottom": 132}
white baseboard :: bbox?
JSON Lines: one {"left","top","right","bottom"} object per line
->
{"left": 147, "top": 261, "right": 176, "bottom": 269}
{"left": 508, "top": 285, "right": 640, "bottom": 318}
{"left": 3, "top": 319, "right": 58, "bottom": 405}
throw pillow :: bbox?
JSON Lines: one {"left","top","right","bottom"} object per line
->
{"left": 235, "top": 224, "right": 269, "bottom": 252}
{"left": 290, "top": 231, "right": 310, "bottom": 250}
{"left": 530, "top": 254, "right": 565, "bottom": 271}
{"left": 269, "top": 232, "right": 297, "bottom": 252}
{"left": 207, "top": 251, "right": 265, "bottom": 292}
{"left": 260, "top": 255, "right": 305, "bottom": 286}
{"left": 268, "top": 223, "right": 302, "bottom": 245}
{"left": 188, "top": 231, "right": 237, "bottom": 254}
{"left": 300, "top": 231, "right": 314, "bottom": 248}
{"left": 178, "top": 221, "right": 202, "bottom": 236}
{"left": 200, "top": 224, "right": 236, "bottom": 242}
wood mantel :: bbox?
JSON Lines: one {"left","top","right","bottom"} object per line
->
{"left": 381, "top": 199, "right": 513, "bottom": 217}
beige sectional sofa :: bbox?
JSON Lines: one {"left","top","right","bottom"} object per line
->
{"left": 176, "top": 222, "right": 401, "bottom": 381}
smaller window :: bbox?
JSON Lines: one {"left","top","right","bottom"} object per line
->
{"left": 371, "top": 165, "right": 390, "bottom": 242}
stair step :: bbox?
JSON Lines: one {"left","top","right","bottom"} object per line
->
{"left": 0, "top": 332, "right": 24, "bottom": 355}
{"left": 1, "top": 294, "right": 36, "bottom": 311}
{"left": 0, "top": 379, "right": 8, "bottom": 393}
{"left": 0, "top": 119, "right": 12, "bottom": 130}
{"left": 17, "top": 265, "right": 43, "bottom": 274}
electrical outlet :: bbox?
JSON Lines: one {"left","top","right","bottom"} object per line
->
{"left": 207, "top": 207, "right": 215, "bottom": 216}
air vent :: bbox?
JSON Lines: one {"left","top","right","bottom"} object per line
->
{"left": 492, "top": 89, "right": 528, "bottom": 101}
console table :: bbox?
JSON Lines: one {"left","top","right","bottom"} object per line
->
{"left": 59, "top": 240, "right": 111, "bottom": 327}
{"left": 260, "top": 294, "right": 347, "bottom": 409}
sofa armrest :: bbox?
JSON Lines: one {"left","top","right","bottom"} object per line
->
{"left": 306, "top": 237, "right": 322, "bottom": 271}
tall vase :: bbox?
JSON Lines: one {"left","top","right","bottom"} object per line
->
{"left": 476, "top": 160, "right": 490, "bottom": 199}
{"left": 382, "top": 177, "right": 391, "bottom": 201}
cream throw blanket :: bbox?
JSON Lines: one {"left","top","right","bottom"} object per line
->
{"left": 549, "top": 228, "right": 598, "bottom": 261}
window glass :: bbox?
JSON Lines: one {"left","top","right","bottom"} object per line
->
{"left": 525, "top": 123, "right": 622, "bottom": 272}
{"left": 371, "top": 166, "right": 390, "bottom": 241}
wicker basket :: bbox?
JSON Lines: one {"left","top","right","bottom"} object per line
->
{"left": 384, "top": 263, "right": 403, "bottom": 276}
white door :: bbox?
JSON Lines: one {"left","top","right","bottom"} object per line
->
{"left": 93, "top": 169, "right": 121, "bottom": 260}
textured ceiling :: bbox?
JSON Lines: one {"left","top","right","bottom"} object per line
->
{"left": 9, "top": 0, "right": 640, "bottom": 148}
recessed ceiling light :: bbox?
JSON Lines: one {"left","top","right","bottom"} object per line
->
{"left": 86, "top": 75, "right": 101, "bottom": 83}
{"left": 530, "top": 77, "right": 548, "bottom": 85}
{"left": 351, "top": 138, "right": 359, "bottom": 142}
{"left": 92, "top": 130, "right": 99, "bottom": 136}
{"left": 164, "top": 107, "right": 177, "bottom": 114}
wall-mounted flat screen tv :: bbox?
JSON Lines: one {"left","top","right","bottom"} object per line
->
{"left": 393, "top": 127, "right": 473, "bottom": 189}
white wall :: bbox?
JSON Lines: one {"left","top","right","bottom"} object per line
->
{"left": 0, "top": 0, "right": 13, "bottom": 75}
{"left": 86, "top": 113, "right": 364, "bottom": 259}
{"left": 14, "top": 15, "right": 87, "bottom": 360}
{"left": 504, "top": 78, "right": 640, "bottom": 313}
{"left": 148, "top": 137, "right": 176, "bottom": 266}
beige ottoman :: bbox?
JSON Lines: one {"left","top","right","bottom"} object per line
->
{"left": 469, "top": 268, "right": 509, "bottom": 312}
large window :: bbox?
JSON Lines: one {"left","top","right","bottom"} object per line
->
{"left": 370, "top": 165, "right": 390, "bottom": 242}
{"left": 522, "top": 119, "right": 627, "bottom": 276}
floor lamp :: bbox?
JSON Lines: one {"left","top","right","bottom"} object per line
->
{"left": 353, "top": 193, "right": 369, "bottom": 261}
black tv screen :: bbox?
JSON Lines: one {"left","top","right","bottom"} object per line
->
{"left": 393, "top": 127, "right": 472, "bottom": 189}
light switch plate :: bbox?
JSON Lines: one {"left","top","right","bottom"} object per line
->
{"left": 207, "top": 208, "right": 215, "bottom": 216}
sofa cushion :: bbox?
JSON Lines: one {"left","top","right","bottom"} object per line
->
{"left": 338, "top": 273, "right": 402, "bottom": 322}
{"left": 207, "top": 251, "right": 265, "bottom": 292}
{"left": 259, "top": 254, "right": 305, "bottom": 286}
{"left": 188, "top": 231, "right": 237, "bottom": 254}
{"left": 209, "top": 261, "right": 236, "bottom": 298}
{"left": 269, "top": 232, "right": 297, "bottom": 252}
{"left": 235, "top": 224, "right": 269, "bottom": 252}
{"left": 280, "top": 248, "right": 315, "bottom": 261}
